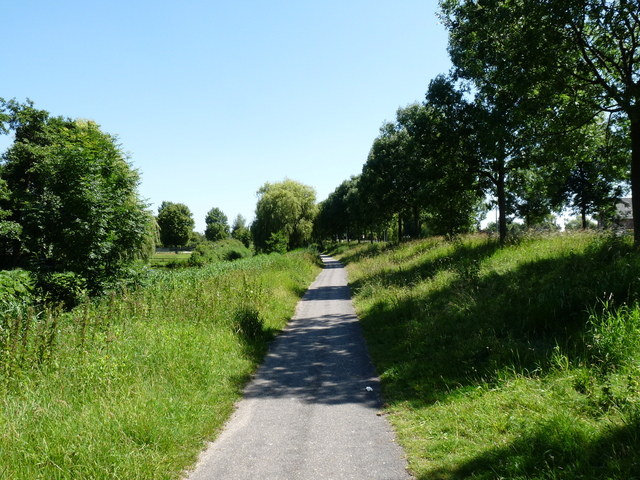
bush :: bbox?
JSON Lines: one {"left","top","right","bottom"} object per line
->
{"left": 36, "top": 271, "right": 87, "bottom": 308}
{"left": 265, "top": 231, "right": 288, "bottom": 254}
{"left": 187, "top": 239, "right": 252, "bottom": 267}
{"left": 0, "top": 269, "right": 35, "bottom": 317}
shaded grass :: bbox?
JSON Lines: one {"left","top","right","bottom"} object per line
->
{"left": 337, "top": 232, "right": 640, "bottom": 479}
{"left": 0, "top": 251, "right": 320, "bottom": 479}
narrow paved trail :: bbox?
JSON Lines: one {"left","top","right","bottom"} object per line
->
{"left": 186, "top": 255, "right": 411, "bottom": 480}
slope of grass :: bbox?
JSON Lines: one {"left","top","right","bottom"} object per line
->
{"left": 336, "top": 232, "right": 640, "bottom": 479}
{"left": 0, "top": 251, "right": 320, "bottom": 479}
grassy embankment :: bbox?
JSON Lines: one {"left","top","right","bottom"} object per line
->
{"left": 334, "top": 232, "right": 640, "bottom": 479}
{"left": 0, "top": 251, "right": 321, "bottom": 479}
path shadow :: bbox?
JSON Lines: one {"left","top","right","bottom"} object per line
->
{"left": 243, "top": 257, "right": 381, "bottom": 408}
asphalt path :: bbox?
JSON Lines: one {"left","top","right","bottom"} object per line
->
{"left": 185, "top": 255, "right": 411, "bottom": 480}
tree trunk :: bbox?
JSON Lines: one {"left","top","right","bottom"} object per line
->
{"left": 497, "top": 156, "right": 507, "bottom": 244}
{"left": 398, "top": 215, "right": 403, "bottom": 243}
{"left": 632, "top": 116, "right": 640, "bottom": 246}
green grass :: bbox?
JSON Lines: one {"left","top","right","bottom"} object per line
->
{"left": 336, "top": 232, "right": 640, "bottom": 479}
{"left": 0, "top": 251, "right": 320, "bottom": 479}
{"left": 149, "top": 251, "right": 192, "bottom": 268}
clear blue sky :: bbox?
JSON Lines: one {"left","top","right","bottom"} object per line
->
{"left": 3, "top": 0, "right": 452, "bottom": 232}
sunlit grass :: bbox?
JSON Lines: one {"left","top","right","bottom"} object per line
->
{"left": 337, "top": 232, "right": 640, "bottom": 479}
{"left": 0, "top": 251, "right": 320, "bottom": 479}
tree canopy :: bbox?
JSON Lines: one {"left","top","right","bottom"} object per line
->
{"left": 0, "top": 99, "right": 154, "bottom": 295}
{"left": 157, "top": 201, "right": 194, "bottom": 251}
{"left": 204, "top": 207, "right": 229, "bottom": 242}
{"left": 251, "top": 179, "right": 317, "bottom": 253}
{"left": 440, "top": 0, "right": 639, "bottom": 242}
{"left": 231, "top": 214, "right": 252, "bottom": 248}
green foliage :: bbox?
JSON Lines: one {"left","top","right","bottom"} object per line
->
{"left": 265, "top": 230, "right": 288, "bottom": 254}
{"left": 36, "top": 271, "right": 87, "bottom": 308}
{"left": 0, "top": 251, "right": 321, "bottom": 479}
{"left": 156, "top": 201, "right": 194, "bottom": 250}
{"left": 0, "top": 101, "right": 154, "bottom": 295}
{"left": 440, "top": 0, "right": 640, "bottom": 244}
{"left": 339, "top": 232, "right": 640, "bottom": 478}
{"left": 585, "top": 300, "right": 640, "bottom": 374}
{"left": 204, "top": 207, "right": 229, "bottom": 242}
{"left": 252, "top": 179, "right": 317, "bottom": 252}
{"left": 231, "top": 214, "right": 252, "bottom": 248}
{"left": 565, "top": 216, "right": 598, "bottom": 230}
{"left": 0, "top": 269, "right": 34, "bottom": 317}
{"left": 188, "top": 239, "right": 251, "bottom": 267}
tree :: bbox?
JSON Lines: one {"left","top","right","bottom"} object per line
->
{"left": 0, "top": 99, "right": 154, "bottom": 294}
{"left": 314, "top": 176, "right": 369, "bottom": 243}
{"left": 361, "top": 111, "right": 424, "bottom": 242}
{"left": 440, "top": 0, "right": 640, "bottom": 243}
{"left": 157, "top": 202, "right": 194, "bottom": 252}
{"left": 204, "top": 207, "right": 229, "bottom": 242}
{"left": 231, "top": 214, "right": 252, "bottom": 248}
{"left": 418, "top": 76, "right": 483, "bottom": 236}
{"left": 554, "top": 115, "right": 630, "bottom": 228}
{"left": 251, "top": 179, "right": 317, "bottom": 252}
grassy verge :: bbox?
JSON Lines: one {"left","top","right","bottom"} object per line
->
{"left": 335, "top": 232, "right": 640, "bottom": 479}
{"left": 0, "top": 251, "right": 320, "bottom": 479}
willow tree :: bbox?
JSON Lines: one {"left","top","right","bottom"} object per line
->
{"left": 251, "top": 179, "right": 317, "bottom": 253}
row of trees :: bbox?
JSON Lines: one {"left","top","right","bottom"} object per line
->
{"left": 317, "top": 0, "right": 636, "bottom": 244}
{"left": 155, "top": 202, "right": 251, "bottom": 251}
{"left": 155, "top": 179, "right": 319, "bottom": 255}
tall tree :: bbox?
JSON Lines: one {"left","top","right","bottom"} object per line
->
{"left": 0, "top": 99, "right": 154, "bottom": 294}
{"left": 361, "top": 111, "right": 424, "bottom": 242}
{"left": 204, "top": 207, "right": 229, "bottom": 242}
{"left": 418, "top": 76, "right": 483, "bottom": 236}
{"left": 440, "top": 0, "right": 640, "bottom": 242}
{"left": 251, "top": 179, "right": 317, "bottom": 252}
{"left": 157, "top": 202, "right": 194, "bottom": 252}
{"left": 231, "top": 214, "right": 252, "bottom": 248}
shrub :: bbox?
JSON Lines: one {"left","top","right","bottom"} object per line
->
{"left": 36, "top": 271, "right": 87, "bottom": 308}
{"left": 232, "top": 305, "right": 265, "bottom": 340}
{"left": 188, "top": 239, "right": 251, "bottom": 267}
{"left": 0, "top": 269, "right": 35, "bottom": 317}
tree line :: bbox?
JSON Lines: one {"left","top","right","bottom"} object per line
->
{"left": 318, "top": 0, "right": 636, "bottom": 244}
{"left": 0, "top": 99, "right": 317, "bottom": 304}
{"left": 1, "top": 0, "right": 636, "bottom": 303}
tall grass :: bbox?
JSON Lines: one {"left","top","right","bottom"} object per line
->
{"left": 336, "top": 232, "right": 640, "bottom": 479}
{"left": 0, "top": 251, "right": 320, "bottom": 479}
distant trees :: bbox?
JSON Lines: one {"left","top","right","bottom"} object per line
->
{"left": 251, "top": 179, "right": 317, "bottom": 253}
{"left": 157, "top": 202, "right": 194, "bottom": 251}
{"left": 204, "top": 207, "right": 229, "bottom": 242}
{"left": 231, "top": 214, "right": 252, "bottom": 248}
{"left": 0, "top": 99, "right": 154, "bottom": 296}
